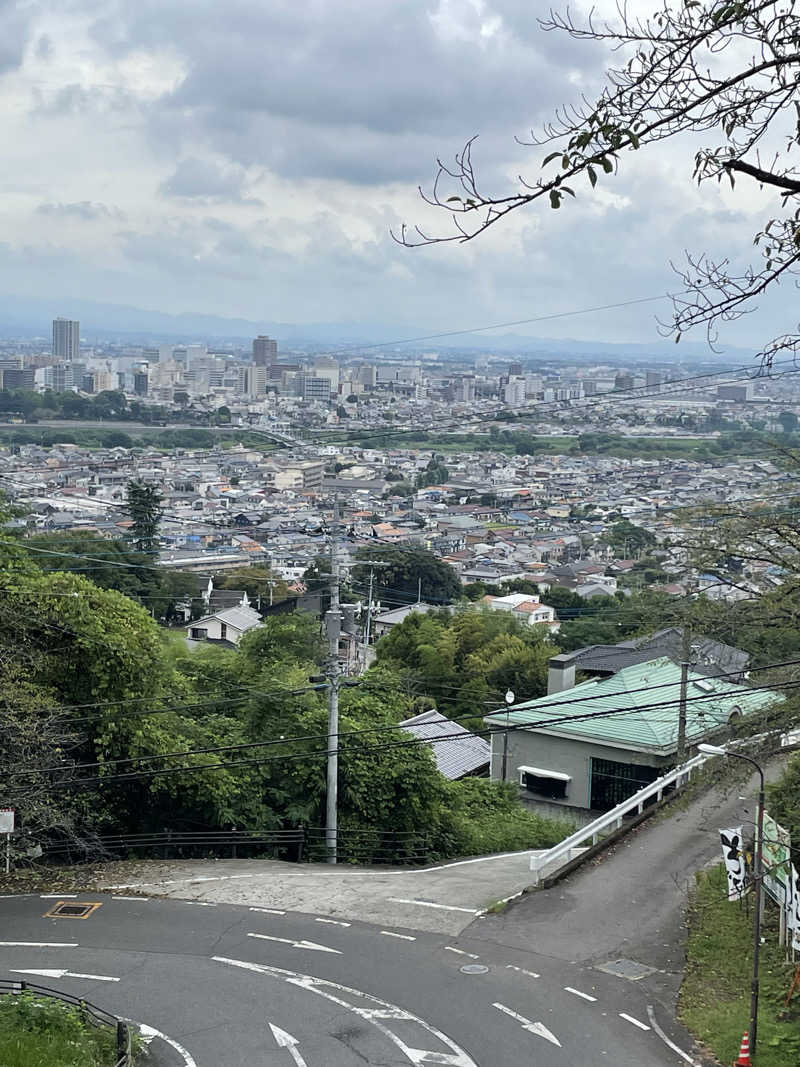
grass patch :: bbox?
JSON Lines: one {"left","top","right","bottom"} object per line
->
{"left": 680, "top": 864, "right": 800, "bottom": 1066}
{"left": 0, "top": 992, "right": 124, "bottom": 1067}
{"left": 436, "top": 779, "right": 575, "bottom": 859}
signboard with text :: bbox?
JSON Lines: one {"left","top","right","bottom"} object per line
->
{"left": 0, "top": 809, "right": 14, "bottom": 834}
{"left": 761, "top": 812, "right": 791, "bottom": 906}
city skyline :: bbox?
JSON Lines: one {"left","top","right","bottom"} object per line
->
{"left": 0, "top": 1, "right": 789, "bottom": 353}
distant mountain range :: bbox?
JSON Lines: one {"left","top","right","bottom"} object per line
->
{"left": 0, "top": 292, "right": 754, "bottom": 363}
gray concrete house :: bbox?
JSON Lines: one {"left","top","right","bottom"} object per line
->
{"left": 488, "top": 656, "right": 781, "bottom": 822}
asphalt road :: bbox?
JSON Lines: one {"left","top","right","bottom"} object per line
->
{"left": 0, "top": 892, "right": 692, "bottom": 1066}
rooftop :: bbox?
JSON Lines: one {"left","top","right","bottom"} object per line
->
{"left": 500, "top": 656, "right": 781, "bottom": 754}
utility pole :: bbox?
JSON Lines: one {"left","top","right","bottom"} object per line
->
{"left": 362, "top": 561, "right": 390, "bottom": 670}
{"left": 325, "top": 501, "right": 341, "bottom": 864}
{"left": 677, "top": 623, "right": 691, "bottom": 764}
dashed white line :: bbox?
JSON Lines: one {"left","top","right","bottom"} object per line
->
{"left": 0, "top": 941, "right": 78, "bottom": 948}
{"left": 565, "top": 986, "right": 597, "bottom": 1002}
{"left": 381, "top": 931, "right": 416, "bottom": 941}
{"left": 40, "top": 894, "right": 77, "bottom": 899}
{"left": 250, "top": 907, "right": 285, "bottom": 915}
{"left": 646, "top": 1005, "right": 700, "bottom": 1065}
{"left": 183, "top": 901, "right": 216, "bottom": 907}
{"left": 505, "top": 964, "right": 541, "bottom": 979}
{"left": 444, "top": 946, "right": 480, "bottom": 959}
{"left": 315, "top": 918, "right": 351, "bottom": 927}
{"left": 619, "top": 1012, "right": 651, "bottom": 1031}
{"left": 388, "top": 897, "right": 480, "bottom": 914}
{"left": 112, "top": 896, "right": 147, "bottom": 902}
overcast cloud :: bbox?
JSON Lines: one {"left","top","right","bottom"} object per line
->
{"left": 0, "top": 0, "right": 789, "bottom": 348}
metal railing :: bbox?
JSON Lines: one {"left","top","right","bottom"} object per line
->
{"left": 0, "top": 978, "right": 132, "bottom": 1066}
{"left": 528, "top": 752, "right": 710, "bottom": 884}
{"left": 41, "top": 828, "right": 305, "bottom": 863}
{"left": 38, "top": 826, "right": 434, "bottom": 866}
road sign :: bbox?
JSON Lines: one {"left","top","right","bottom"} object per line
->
{"left": 0, "top": 809, "right": 14, "bottom": 834}
{"left": 761, "top": 812, "right": 791, "bottom": 906}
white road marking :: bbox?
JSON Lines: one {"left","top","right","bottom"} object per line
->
{"left": 183, "top": 901, "right": 216, "bottom": 907}
{"left": 11, "top": 968, "right": 119, "bottom": 982}
{"left": 646, "top": 1005, "right": 700, "bottom": 1065}
{"left": 0, "top": 941, "right": 78, "bottom": 948}
{"left": 505, "top": 964, "right": 540, "bottom": 979}
{"left": 492, "top": 1002, "right": 562, "bottom": 1047}
{"left": 40, "top": 894, "right": 77, "bottom": 899}
{"left": 270, "top": 1023, "right": 309, "bottom": 1067}
{"left": 315, "top": 917, "right": 350, "bottom": 927}
{"left": 381, "top": 930, "right": 416, "bottom": 941}
{"left": 248, "top": 932, "right": 342, "bottom": 955}
{"left": 104, "top": 873, "right": 308, "bottom": 890}
{"left": 444, "top": 946, "right": 480, "bottom": 959}
{"left": 112, "top": 896, "right": 146, "bottom": 902}
{"left": 388, "top": 898, "right": 480, "bottom": 914}
{"left": 136, "top": 1022, "right": 197, "bottom": 1067}
{"left": 388, "top": 848, "right": 542, "bottom": 874}
{"left": 565, "top": 986, "right": 597, "bottom": 1002}
{"left": 214, "top": 956, "right": 478, "bottom": 1066}
{"left": 250, "top": 907, "right": 285, "bottom": 915}
{"left": 619, "top": 1012, "right": 651, "bottom": 1031}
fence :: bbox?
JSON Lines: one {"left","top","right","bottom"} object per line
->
{"left": 528, "top": 752, "right": 709, "bottom": 884}
{"left": 0, "top": 978, "right": 131, "bottom": 1067}
{"left": 39, "top": 826, "right": 433, "bottom": 866}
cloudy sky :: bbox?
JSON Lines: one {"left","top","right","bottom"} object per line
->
{"left": 0, "top": 0, "right": 790, "bottom": 346}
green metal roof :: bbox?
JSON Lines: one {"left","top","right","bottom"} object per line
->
{"left": 501, "top": 657, "right": 782, "bottom": 754}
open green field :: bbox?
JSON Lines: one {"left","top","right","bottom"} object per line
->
{"left": 680, "top": 865, "right": 800, "bottom": 1066}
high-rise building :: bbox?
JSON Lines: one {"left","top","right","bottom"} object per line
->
{"left": 253, "top": 336, "right": 278, "bottom": 366}
{"left": 52, "top": 318, "right": 80, "bottom": 362}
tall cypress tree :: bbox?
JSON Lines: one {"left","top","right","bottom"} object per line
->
{"left": 125, "top": 480, "right": 163, "bottom": 555}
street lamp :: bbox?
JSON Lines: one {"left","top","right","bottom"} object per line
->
{"left": 698, "top": 743, "right": 765, "bottom": 1058}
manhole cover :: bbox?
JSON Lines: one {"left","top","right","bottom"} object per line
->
{"left": 595, "top": 958, "right": 657, "bottom": 981}
{"left": 43, "top": 901, "right": 102, "bottom": 920}
{"left": 460, "top": 964, "right": 489, "bottom": 975}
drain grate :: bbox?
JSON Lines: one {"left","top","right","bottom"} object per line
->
{"left": 594, "top": 958, "right": 657, "bottom": 981}
{"left": 43, "top": 901, "right": 102, "bottom": 920}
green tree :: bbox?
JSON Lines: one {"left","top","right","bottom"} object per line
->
{"left": 125, "top": 480, "right": 163, "bottom": 555}
{"left": 403, "top": 0, "right": 800, "bottom": 365}
{"left": 415, "top": 456, "right": 450, "bottom": 489}
{"left": 778, "top": 411, "right": 798, "bottom": 434}
{"left": 602, "top": 520, "right": 656, "bottom": 557}
{"left": 352, "top": 544, "right": 462, "bottom": 604}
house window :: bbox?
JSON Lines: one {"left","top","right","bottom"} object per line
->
{"left": 189, "top": 628, "right": 207, "bottom": 640}
{"left": 220, "top": 622, "right": 227, "bottom": 641}
{"left": 590, "top": 757, "right": 659, "bottom": 810}
{"left": 518, "top": 765, "right": 570, "bottom": 800}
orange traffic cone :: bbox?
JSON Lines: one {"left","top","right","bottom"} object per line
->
{"left": 735, "top": 1031, "right": 752, "bottom": 1067}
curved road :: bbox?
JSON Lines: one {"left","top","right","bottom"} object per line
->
{"left": 0, "top": 893, "right": 694, "bottom": 1066}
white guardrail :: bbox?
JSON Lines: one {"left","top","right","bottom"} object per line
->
{"left": 530, "top": 726, "right": 800, "bottom": 884}
{"left": 529, "top": 753, "right": 711, "bottom": 883}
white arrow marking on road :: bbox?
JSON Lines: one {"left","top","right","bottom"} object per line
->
{"left": 248, "top": 932, "right": 342, "bottom": 954}
{"left": 11, "top": 968, "right": 119, "bottom": 983}
{"left": 270, "top": 1023, "right": 309, "bottom": 1066}
{"left": 214, "top": 957, "right": 478, "bottom": 1066}
{"left": 492, "top": 1002, "right": 562, "bottom": 1047}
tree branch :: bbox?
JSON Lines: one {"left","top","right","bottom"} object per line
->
{"left": 723, "top": 159, "right": 800, "bottom": 193}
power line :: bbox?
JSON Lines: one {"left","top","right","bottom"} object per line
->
{"left": 25, "top": 655, "right": 798, "bottom": 784}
